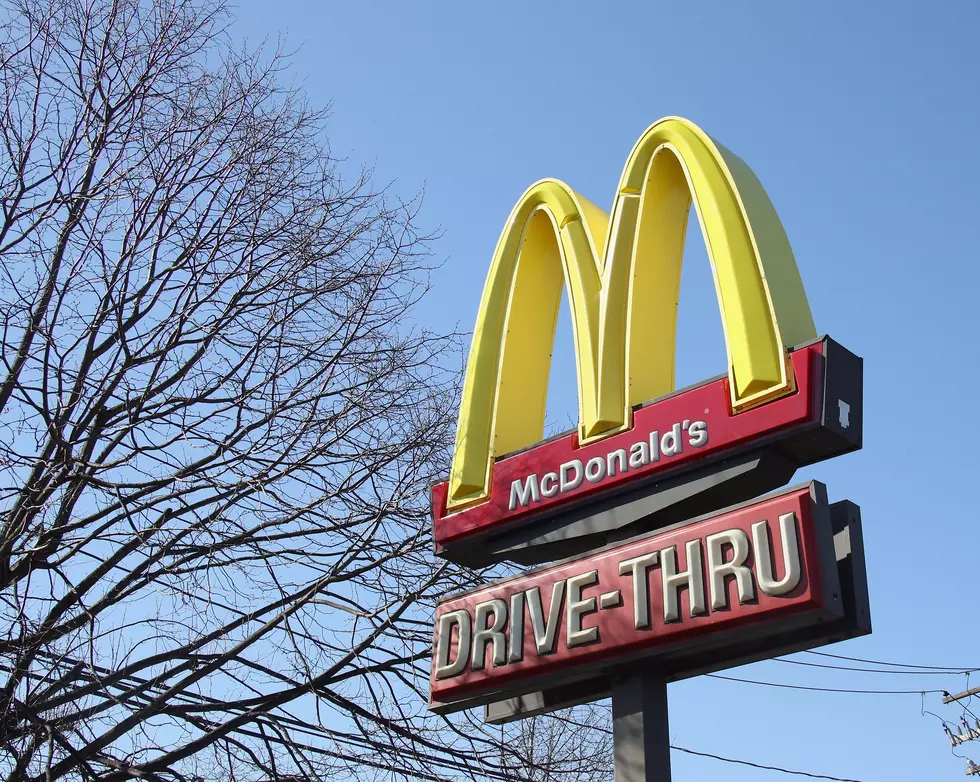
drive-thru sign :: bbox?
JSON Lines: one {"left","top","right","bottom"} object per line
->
{"left": 429, "top": 117, "right": 869, "bottom": 781}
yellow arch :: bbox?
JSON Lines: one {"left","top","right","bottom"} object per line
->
{"left": 448, "top": 117, "right": 815, "bottom": 510}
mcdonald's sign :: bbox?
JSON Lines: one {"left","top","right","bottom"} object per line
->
{"left": 432, "top": 117, "right": 863, "bottom": 567}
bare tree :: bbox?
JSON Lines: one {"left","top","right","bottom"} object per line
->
{"left": 0, "top": 0, "right": 614, "bottom": 780}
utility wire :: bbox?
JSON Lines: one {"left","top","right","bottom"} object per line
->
{"left": 803, "top": 650, "right": 979, "bottom": 672}
{"left": 672, "top": 745, "right": 863, "bottom": 782}
{"left": 7, "top": 652, "right": 869, "bottom": 781}
{"left": 589, "top": 721, "right": 863, "bottom": 779}
{"left": 707, "top": 673, "right": 947, "bottom": 695}
{"left": 776, "top": 658, "right": 977, "bottom": 676}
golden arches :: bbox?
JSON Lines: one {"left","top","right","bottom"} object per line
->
{"left": 448, "top": 117, "right": 815, "bottom": 510}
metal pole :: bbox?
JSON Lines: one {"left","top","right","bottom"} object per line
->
{"left": 612, "top": 673, "right": 671, "bottom": 782}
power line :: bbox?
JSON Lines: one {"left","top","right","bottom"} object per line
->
{"left": 803, "top": 651, "right": 979, "bottom": 672}
{"left": 672, "top": 745, "right": 863, "bottom": 782}
{"left": 588, "top": 719, "right": 863, "bottom": 779}
{"left": 707, "top": 673, "right": 947, "bottom": 696}
{"left": 776, "top": 658, "right": 976, "bottom": 676}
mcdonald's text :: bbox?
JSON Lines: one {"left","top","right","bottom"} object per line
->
{"left": 508, "top": 418, "right": 708, "bottom": 510}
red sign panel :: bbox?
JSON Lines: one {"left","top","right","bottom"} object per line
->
{"left": 432, "top": 342, "right": 824, "bottom": 551}
{"left": 429, "top": 484, "right": 840, "bottom": 712}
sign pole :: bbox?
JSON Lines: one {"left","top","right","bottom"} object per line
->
{"left": 428, "top": 116, "right": 868, "bottom": 782}
{"left": 612, "top": 673, "right": 671, "bottom": 782}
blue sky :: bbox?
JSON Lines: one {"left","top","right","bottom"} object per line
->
{"left": 230, "top": 3, "right": 979, "bottom": 779}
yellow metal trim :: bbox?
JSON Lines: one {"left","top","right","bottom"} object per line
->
{"left": 447, "top": 117, "right": 816, "bottom": 509}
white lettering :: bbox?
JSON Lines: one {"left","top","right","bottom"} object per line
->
{"left": 560, "top": 459, "right": 583, "bottom": 492}
{"left": 527, "top": 581, "right": 566, "bottom": 655}
{"left": 606, "top": 448, "right": 628, "bottom": 477}
{"left": 508, "top": 592, "right": 525, "bottom": 663}
{"left": 619, "top": 552, "right": 659, "bottom": 629}
{"left": 540, "top": 471, "right": 559, "bottom": 498}
{"left": 688, "top": 420, "right": 708, "bottom": 447}
{"left": 505, "top": 419, "right": 710, "bottom": 512}
{"left": 585, "top": 456, "right": 606, "bottom": 483}
{"left": 509, "top": 474, "right": 540, "bottom": 510}
{"left": 629, "top": 441, "right": 650, "bottom": 468}
{"left": 661, "top": 423, "right": 683, "bottom": 457}
{"left": 471, "top": 599, "right": 508, "bottom": 670}
{"left": 706, "top": 528, "right": 755, "bottom": 610}
{"left": 566, "top": 570, "right": 599, "bottom": 647}
{"left": 649, "top": 430, "right": 661, "bottom": 462}
{"left": 661, "top": 540, "right": 706, "bottom": 622}
{"left": 753, "top": 513, "right": 802, "bottom": 596}
{"left": 434, "top": 609, "right": 471, "bottom": 679}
